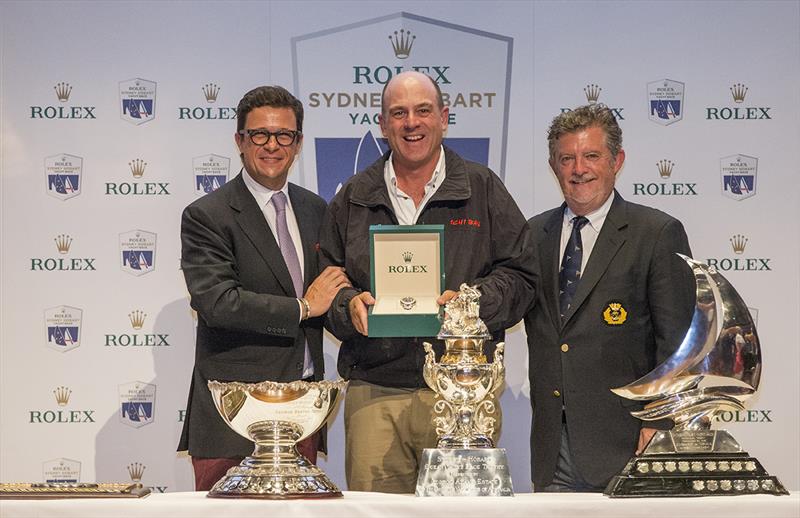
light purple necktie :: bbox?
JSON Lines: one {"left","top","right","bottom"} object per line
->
{"left": 271, "top": 191, "right": 313, "bottom": 375}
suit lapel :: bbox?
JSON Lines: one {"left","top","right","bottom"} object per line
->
{"left": 562, "top": 194, "right": 627, "bottom": 326}
{"left": 288, "top": 183, "right": 316, "bottom": 289}
{"left": 541, "top": 206, "right": 565, "bottom": 331}
{"left": 230, "top": 174, "right": 296, "bottom": 297}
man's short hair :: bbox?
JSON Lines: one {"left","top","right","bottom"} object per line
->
{"left": 380, "top": 73, "right": 445, "bottom": 115}
{"left": 236, "top": 86, "right": 304, "bottom": 133}
{"left": 547, "top": 104, "right": 622, "bottom": 161}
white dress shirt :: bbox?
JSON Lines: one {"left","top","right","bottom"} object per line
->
{"left": 383, "top": 146, "right": 446, "bottom": 225}
{"left": 559, "top": 191, "right": 616, "bottom": 274}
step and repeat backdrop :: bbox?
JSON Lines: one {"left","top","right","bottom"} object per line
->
{"left": 1, "top": 1, "right": 798, "bottom": 493}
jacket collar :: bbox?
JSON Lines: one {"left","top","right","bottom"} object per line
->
{"left": 348, "top": 146, "right": 472, "bottom": 209}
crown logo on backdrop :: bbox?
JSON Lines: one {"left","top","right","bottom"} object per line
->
{"left": 129, "top": 310, "right": 147, "bottom": 330}
{"left": 129, "top": 158, "right": 147, "bottom": 178}
{"left": 54, "top": 386, "right": 72, "bottom": 406}
{"left": 402, "top": 251, "right": 414, "bottom": 263}
{"left": 730, "top": 234, "right": 748, "bottom": 254}
{"left": 54, "top": 234, "right": 73, "bottom": 254}
{"left": 54, "top": 82, "right": 72, "bottom": 102}
{"left": 202, "top": 83, "right": 220, "bottom": 103}
{"left": 584, "top": 83, "right": 601, "bottom": 104}
{"left": 127, "top": 462, "right": 145, "bottom": 482}
{"left": 730, "top": 83, "right": 748, "bottom": 103}
{"left": 656, "top": 159, "right": 675, "bottom": 179}
{"left": 389, "top": 29, "right": 415, "bottom": 59}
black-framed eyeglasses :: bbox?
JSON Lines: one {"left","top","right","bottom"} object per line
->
{"left": 238, "top": 128, "right": 301, "bottom": 147}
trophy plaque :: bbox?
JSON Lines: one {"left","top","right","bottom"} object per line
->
{"left": 416, "top": 284, "right": 513, "bottom": 496}
{"left": 206, "top": 379, "right": 347, "bottom": 499}
{"left": 0, "top": 482, "right": 150, "bottom": 499}
{"left": 604, "top": 255, "right": 788, "bottom": 497}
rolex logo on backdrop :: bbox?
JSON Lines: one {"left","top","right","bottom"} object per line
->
{"left": 120, "top": 78, "right": 156, "bottom": 125}
{"left": 45, "top": 153, "right": 83, "bottom": 200}
{"left": 705, "top": 234, "right": 772, "bottom": 272}
{"left": 28, "top": 386, "right": 95, "bottom": 424}
{"left": 714, "top": 409, "right": 774, "bottom": 423}
{"left": 30, "top": 234, "right": 97, "bottom": 271}
{"left": 105, "top": 157, "right": 171, "bottom": 196}
{"left": 30, "top": 82, "right": 97, "bottom": 119}
{"left": 104, "top": 309, "right": 171, "bottom": 347}
{"left": 632, "top": 159, "right": 698, "bottom": 196}
{"left": 178, "top": 82, "right": 236, "bottom": 120}
{"left": 127, "top": 462, "right": 167, "bottom": 493}
{"left": 559, "top": 83, "right": 624, "bottom": 120}
{"left": 706, "top": 83, "right": 772, "bottom": 120}
{"left": 43, "top": 458, "right": 81, "bottom": 483}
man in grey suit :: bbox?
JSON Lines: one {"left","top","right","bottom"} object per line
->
{"left": 525, "top": 104, "right": 695, "bottom": 492}
{"left": 178, "top": 86, "right": 349, "bottom": 491}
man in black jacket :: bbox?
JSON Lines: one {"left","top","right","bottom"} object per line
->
{"left": 525, "top": 104, "right": 694, "bottom": 491}
{"left": 320, "top": 71, "right": 535, "bottom": 493}
{"left": 178, "top": 86, "right": 349, "bottom": 491}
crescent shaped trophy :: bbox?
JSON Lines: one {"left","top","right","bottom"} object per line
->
{"left": 604, "top": 254, "right": 787, "bottom": 497}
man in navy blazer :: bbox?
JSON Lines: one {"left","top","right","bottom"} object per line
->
{"left": 525, "top": 104, "right": 695, "bottom": 491}
{"left": 178, "top": 86, "right": 349, "bottom": 491}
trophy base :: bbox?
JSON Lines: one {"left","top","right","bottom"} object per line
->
{"left": 415, "top": 448, "right": 514, "bottom": 496}
{"left": 604, "top": 430, "right": 789, "bottom": 497}
{"left": 207, "top": 455, "right": 342, "bottom": 499}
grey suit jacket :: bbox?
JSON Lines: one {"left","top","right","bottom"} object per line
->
{"left": 524, "top": 192, "right": 695, "bottom": 489}
{"left": 177, "top": 172, "right": 327, "bottom": 457}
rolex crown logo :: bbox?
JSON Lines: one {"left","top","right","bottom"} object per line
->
{"left": 54, "top": 234, "right": 72, "bottom": 254}
{"left": 389, "top": 29, "right": 416, "bottom": 59}
{"left": 730, "top": 83, "right": 748, "bottom": 103}
{"left": 402, "top": 251, "right": 413, "bottom": 263}
{"left": 202, "top": 83, "right": 220, "bottom": 103}
{"left": 730, "top": 234, "right": 748, "bottom": 254}
{"left": 129, "top": 158, "right": 147, "bottom": 178}
{"left": 584, "top": 83, "right": 601, "bottom": 104}
{"left": 656, "top": 159, "right": 674, "bottom": 179}
{"left": 129, "top": 310, "right": 147, "bottom": 330}
{"left": 127, "top": 462, "right": 145, "bottom": 483}
{"left": 54, "top": 386, "right": 72, "bottom": 406}
{"left": 54, "top": 82, "right": 72, "bottom": 102}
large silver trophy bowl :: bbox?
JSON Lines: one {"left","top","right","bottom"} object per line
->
{"left": 604, "top": 254, "right": 787, "bottom": 497}
{"left": 416, "top": 284, "right": 513, "bottom": 496}
{"left": 206, "top": 379, "right": 347, "bottom": 498}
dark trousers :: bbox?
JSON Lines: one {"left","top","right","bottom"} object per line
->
{"left": 538, "top": 415, "right": 605, "bottom": 492}
{"left": 191, "top": 431, "right": 321, "bottom": 491}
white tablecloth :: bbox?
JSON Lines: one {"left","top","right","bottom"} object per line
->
{"left": 1, "top": 491, "right": 798, "bottom": 518}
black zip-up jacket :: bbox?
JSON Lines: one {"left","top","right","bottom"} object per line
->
{"left": 319, "top": 147, "right": 536, "bottom": 388}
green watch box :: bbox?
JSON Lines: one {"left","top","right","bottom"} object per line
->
{"left": 368, "top": 224, "right": 445, "bottom": 337}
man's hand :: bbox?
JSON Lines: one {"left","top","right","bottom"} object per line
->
{"left": 636, "top": 427, "right": 658, "bottom": 455}
{"left": 348, "top": 291, "right": 375, "bottom": 336}
{"left": 304, "top": 266, "right": 350, "bottom": 318}
{"left": 437, "top": 290, "right": 459, "bottom": 306}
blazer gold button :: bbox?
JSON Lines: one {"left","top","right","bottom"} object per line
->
{"left": 561, "top": 343, "right": 569, "bottom": 352}
{"left": 553, "top": 389, "right": 561, "bottom": 397}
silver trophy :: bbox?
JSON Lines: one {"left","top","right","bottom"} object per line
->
{"left": 206, "top": 379, "right": 347, "bottom": 498}
{"left": 605, "top": 255, "right": 788, "bottom": 497}
{"left": 416, "top": 284, "right": 513, "bottom": 496}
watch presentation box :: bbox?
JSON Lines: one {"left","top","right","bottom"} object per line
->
{"left": 368, "top": 224, "right": 445, "bottom": 337}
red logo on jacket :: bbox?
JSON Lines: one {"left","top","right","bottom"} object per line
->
{"left": 449, "top": 218, "right": 481, "bottom": 228}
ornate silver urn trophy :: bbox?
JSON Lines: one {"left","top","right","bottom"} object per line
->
{"left": 206, "top": 379, "right": 347, "bottom": 498}
{"left": 605, "top": 255, "right": 788, "bottom": 497}
{"left": 416, "top": 284, "right": 513, "bottom": 496}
